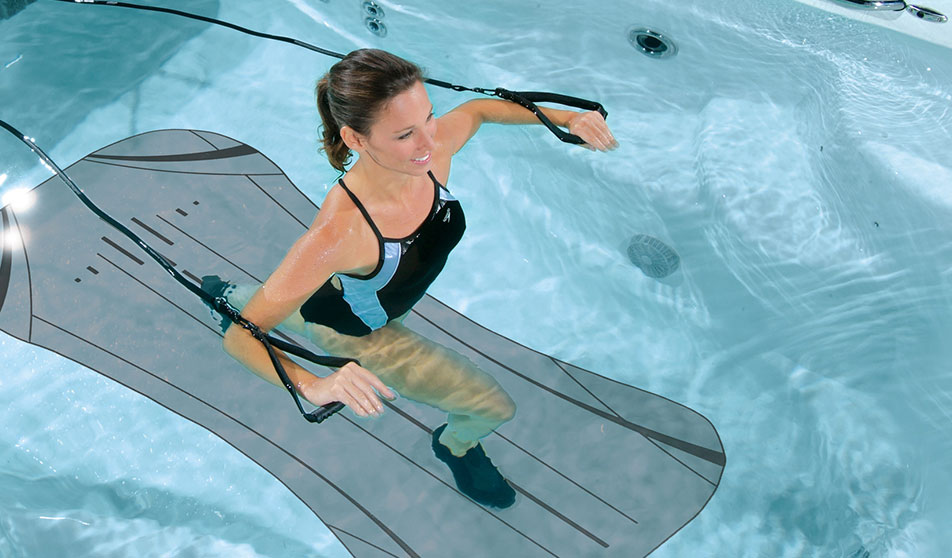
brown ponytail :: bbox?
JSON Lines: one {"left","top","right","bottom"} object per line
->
{"left": 315, "top": 49, "right": 424, "bottom": 172}
{"left": 316, "top": 76, "right": 350, "bottom": 171}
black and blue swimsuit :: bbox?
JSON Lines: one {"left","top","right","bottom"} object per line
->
{"left": 299, "top": 170, "right": 465, "bottom": 337}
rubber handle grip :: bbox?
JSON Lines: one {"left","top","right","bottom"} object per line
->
{"left": 495, "top": 88, "right": 608, "bottom": 145}
{"left": 305, "top": 402, "right": 346, "bottom": 423}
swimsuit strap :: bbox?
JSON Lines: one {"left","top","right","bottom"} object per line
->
{"left": 337, "top": 178, "right": 383, "bottom": 240}
{"left": 427, "top": 170, "right": 447, "bottom": 192}
{"left": 340, "top": 173, "right": 446, "bottom": 241}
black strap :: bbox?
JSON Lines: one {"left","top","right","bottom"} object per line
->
{"left": 337, "top": 179, "right": 384, "bottom": 241}
{"left": 50, "top": 0, "right": 608, "bottom": 145}
{"left": 0, "top": 118, "right": 346, "bottom": 424}
{"left": 493, "top": 89, "right": 607, "bottom": 144}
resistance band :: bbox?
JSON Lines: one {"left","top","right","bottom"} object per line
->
{"left": 0, "top": 119, "right": 349, "bottom": 424}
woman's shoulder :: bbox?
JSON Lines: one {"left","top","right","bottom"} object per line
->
{"left": 304, "top": 184, "right": 376, "bottom": 271}
{"left": 303, "top": 183, "right": 368, "bottom": 248}
{"left": 311, "top": 182, "right": 360, "bottom": 226}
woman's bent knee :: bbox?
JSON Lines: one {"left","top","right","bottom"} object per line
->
{"left": 488, "top": 388, "right": 517, "bottom": 425}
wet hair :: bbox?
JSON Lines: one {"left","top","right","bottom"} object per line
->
{"left": 315, "top": 49, "right": 424, "bottom": 172}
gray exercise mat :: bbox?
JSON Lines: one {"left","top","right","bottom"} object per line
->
{"left": 0, "top": 129, "right": 724, "bottom": 557}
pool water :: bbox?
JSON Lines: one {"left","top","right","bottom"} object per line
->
{"left": 2, "top": 0, "right": 951, "bottom": 556}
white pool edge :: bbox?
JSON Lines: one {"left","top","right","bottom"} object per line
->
{"left": 791, "top": 0, "right": 952, "bottom": 48}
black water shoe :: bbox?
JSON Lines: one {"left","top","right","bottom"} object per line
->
{"left": 432, "top": 424, "right": 516, "bottom": 509}
{"left": 200, "top": 275, "right": 233, "bottom": 334}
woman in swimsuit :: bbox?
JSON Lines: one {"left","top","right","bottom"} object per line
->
{"left": 204, "top": 48, "right": 617, "bottom": 509}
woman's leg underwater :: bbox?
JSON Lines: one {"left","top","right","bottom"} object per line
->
{"left": 222, "top": 283, "right": 516, "bottom": 456}
{"left": 310, "top": 320, "right": 517, "bottom": 456}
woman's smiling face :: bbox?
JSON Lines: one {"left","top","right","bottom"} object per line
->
{"left": 354, "top": 80, "right": 437, "bottom": 175}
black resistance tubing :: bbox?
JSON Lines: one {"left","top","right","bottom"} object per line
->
{"left": 53, "top": 0, "right": 348, "bottom": 60}
{"left": 0, "top": 118, "right": 348, "bottom": 424}
{"left": 50, "top": 0, "right": 607, "bottom": 145}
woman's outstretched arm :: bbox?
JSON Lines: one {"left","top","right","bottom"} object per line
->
{"left": 436, "top": 98, "right": 618, "bottom": 155}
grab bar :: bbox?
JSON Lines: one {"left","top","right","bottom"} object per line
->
{"left": 831, "top": 0, "right": 907, "bottom": 10}
{"left": 830, "top": 0, "right": 948, "bottom": 22}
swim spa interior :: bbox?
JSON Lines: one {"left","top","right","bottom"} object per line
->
{"left": 2, "top": 0, "right": 951, "bottom": 556}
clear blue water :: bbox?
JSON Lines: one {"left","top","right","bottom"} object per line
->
{"left": 2, "top": 0, "right": 951, "bottom": 556}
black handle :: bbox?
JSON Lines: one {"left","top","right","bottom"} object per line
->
{"left": 305, "top": 402, "right": 346, "bottom": 423}
{"left": 514, "top": 91, "right": 608, "bottom": 117}
{"left": 495, "top": 88, "right": 608, "bottom": 145}
{"left": 266, "top": 336, "right": 349, "bottom": 423}
{"left": 237, "top": 308, "right": 356, "bottom": 425}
